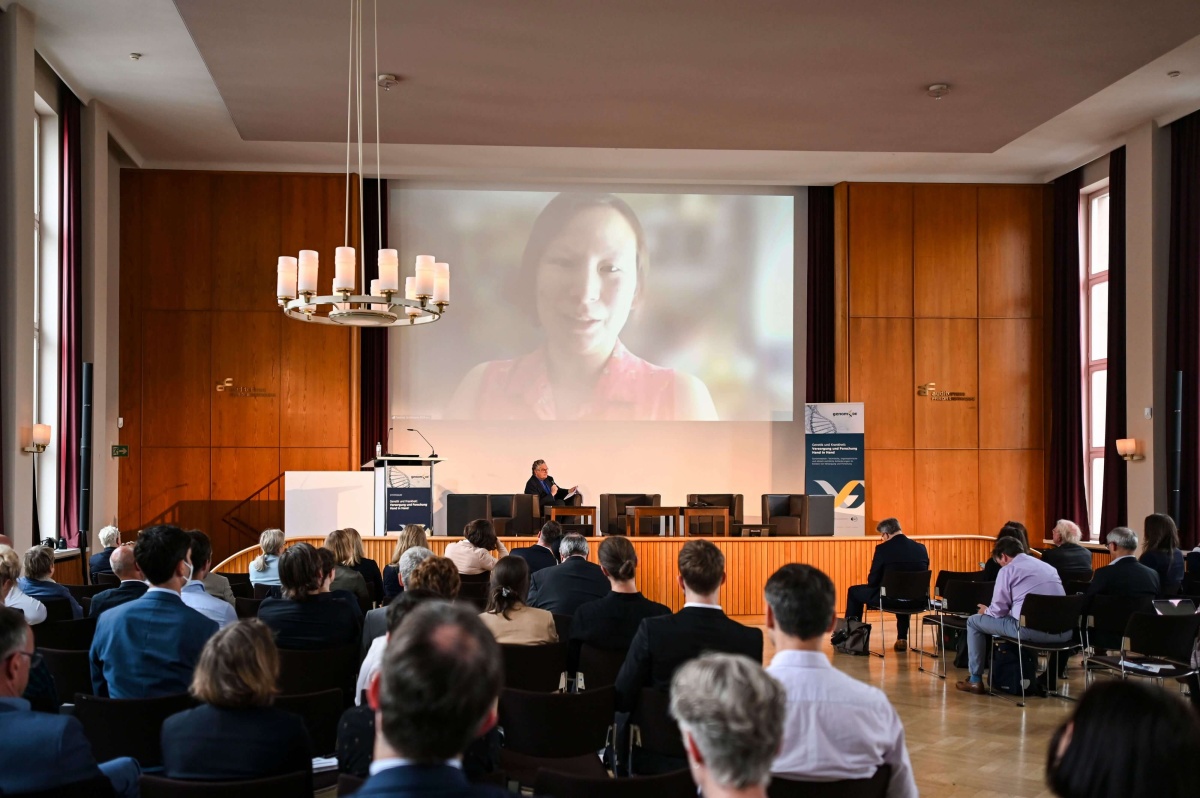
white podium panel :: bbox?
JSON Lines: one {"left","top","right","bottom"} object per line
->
{"left": 284, "top": 471, "right": 375, "bottom": 537}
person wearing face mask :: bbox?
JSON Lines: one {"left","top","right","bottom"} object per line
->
{"left": 446, "top": 192, "right": 718, "bottom": 421}
{"left": 89, "top": 524, "right": 219, "bottom": 698}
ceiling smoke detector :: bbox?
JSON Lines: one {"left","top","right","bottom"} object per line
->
{"left": 1168, "top": 70, "right": 1181, "bottom": 78}
{"left": 377, "top": 73, "right": 401, "bottom": 90}
{"left": 926, "top": 83, "right": 950, "bottom": 100}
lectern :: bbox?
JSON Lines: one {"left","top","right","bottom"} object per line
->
{"left": 362, "top": 455, "right": 442, "bottom": 535}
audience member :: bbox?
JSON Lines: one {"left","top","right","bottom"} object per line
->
{"left": 364, "top": 546, "right": 436, "bottom": 654}
{"left": 616, "top": 539, "right": 762, "bottom": 713}
{"left": 88, "top": 544, "right": 148, "bottom": 618}
{"left": 1138, "top": 513, "right": 1184, "bottom": 595}
{"left": 764, "top": 564, "right": 916, "bottom": 798}
{"left": 342, "top": 527, "right": 386, "bottom": 605}
{"left": 444, "top": 519, "right": 509, "bottom": 575}
{"left": 161, "top": 619, "right": 312, "bottom": 784}
{"left": 315, "top": 546, "right": 365, "bottom": 616}
{"left": 0, "top": 545, "right": 46, "bottom": 624}
{"left": 357, "top": 602, "right": 511, "bottom": 797}
{"left": 249, "top": 528, "right": 285, "bottom": 587}
{"left": 956, "top": 537, "right": 1066, "bottom": 695}
{"left": 1041, "top": 519, "right": 1093, "bottom": 574}
{"left": 527, "top": 533, "right": 610, "bottom": 615}
{"left": 406, "top": 556, "right": 462, "bottom": 599}
{"left": 356, "top": 590, "right": 441, "bottom": 706}
{"left": 383, "top": 525, "right": 428, "bottom": 602}
{"left": 669, "top": 653, "right": 782, "bottom": 798}
{"left": 91, "top": 524, "right": 219, "bottom": 698}
{"left": 398, "top": 546, "right": 435, "bottom": 589}
{"left": 200, "top": 545, "right": 236, "bottom": 606}
{"left": 569, "top": 535, "right": 669, "bottom": 652}
{"left": 981, "top": 522, "right": 1037, "bottom": 580}
{"left": 90, "top": 524, "right": 121, "bottom": 583}
{"left": 844, "top": 518, "right": 928, "bottom": 652}
{"left": 258, "top": 542, "right": 362, "bottom": 650}
{"left": 19, "top": 545, "right": 83, "bottom": 619}
{"left": 0, "top": 608, "right": 141, "bottom": 796}
{"left": 324, "top": 529, "right": 373, "bottom": 609}
{"left": 180, "top": 530, "right": 237, "bottom": 629}
{"left": 478, "top": 556, "right": 558, "bottom": 645}
{"left": 1046, "top": 680, "right": 1200, "bottom": 798}
{"left": 508, "top": 520, "right": 563, "bottom": 574}
{"left": 1086, "top": 527, "right": 1159, "bottom": 599}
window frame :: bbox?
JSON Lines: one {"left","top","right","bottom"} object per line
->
{"left": 1082, "top": 185, "right": 1110, "bottom": 541}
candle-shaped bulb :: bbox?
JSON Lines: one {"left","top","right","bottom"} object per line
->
{"left": 414, "top": 255, "right": 435, "bottom": 297}
{"left": 277, "top": 256, "right": 298, "bottom": 299}
{"left": 433, "top": 262, "right": 450, "bottom": 303}
{"left": 333, "top": 246, "right": 356, "bottom": 292}
{"left": 297, "top": 250, "right": 319, "bottom": 294}
{"left": 378, "top": 249, "right": 399, "bottom": 292}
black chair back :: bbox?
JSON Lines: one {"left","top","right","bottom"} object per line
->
{"left": 277, "top": 644, "right": 360, "bottom": 704}
{"left": 1063, "top": 579, "right": 1092, "bottom": 596}
{"left": 252, "top": 584, "right": 280, "bottom": 600}
{"left": 767, "top": 766, "right": 891, "bottom": 798}
{"left": 40, "top": 647, "right": 93, "bottom": 705}
{"left": 879, "top": 570, "right": 931, "bottom": 603}
{"left": 630, "top": 688, "right": 685, "bottom": 759}
{"left": 1019, "top": 594, "right": 1087, "bottom": 636}
{"left": 459, "top": 571, "right": 491, "bottom": 584}
{"left": 1057, "top": 568, "right": 1094, "bottom": 583}
{"left": 230, "top": 581, "right": 253, "bottom": 599}
{"left": 139, "top": 771, "right": 311, "bottom": 797}
{"left": 215, "top": 571, "right": 252, "bottom": 586}
{"left": 66, "top": 583, "right": 107, "bottom": 602}
{"left": 502, "top": 642, "right": 567, "bottom": 692}
{"left": 499, "top": 686, "right": 615, "bottom": 758}
{"left": 41, "top": 597, "right": 75, "bottom": 623}
{"left": 1125, "top": 612, "right": 1200, "bottom": 664}
{"left": 458, "top": 581, "right": 489, "bottom": 611}
{"left": 943, "top": 580, "right": 995, "bottom": 614}
{"left": 933, "top": 569, "right": 987, "bottom": 597}
{"left": 95, "top": 573, "right": 121, "bottom": 586}
{"left": 32, "top": 617, "right": 97, "bottom": 651}
{"left": 15, "top": 773, "right": 117, "bottom": 798}
{"left": 577, "top": 644, "right": 627, "bottom": 690}
{"left": 534, "top": 768, "right": 696, "bottom": 798}
{"left": 552, "top": 613, "right": 573, "bottom": 642}
{"left": 74, "top": 692, "right": 196, "bottom": 767}
{"left": 338, "top": 773, "right": 366, "bottom": 796}
{"left": 1086, "top": 594, "right": 1153, "bottom": 651}
{"left": 235, "top": 597, "right": 263, "bottom": 618}
{"left": 273, "top": 688, "right": 344, "bottom": 756}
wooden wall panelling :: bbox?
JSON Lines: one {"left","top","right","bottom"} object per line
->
{"left": 979, "top": 449, "right": 1044, "bottom": 538}
{"left": 914, "top": 185, "right": 977, "bottom": 318}
{"left": 978, "top": 185, "right": 1043, "bottom": 319}
{"left": 140, "top": 171, "right": 213, "bottom": 311}
{"left": 978, "top": 319, "right": 1044, "bottom": 449}
{"left": 140, "top": 447, "right": 211, "bottom": 534}
{"left": 118, "top": 172, "right": 144, "bottom": 532}
{"left": 848, "top": 184, "right": 913, "bottom": 318}
{"left": 280, "top": 175, "right": 348, "bottom": 298}
{"left": 834, "top": 183, "right": 850, "bottom": 401}
{"left": 280, "top": 321, "right": 353, "bottom": 447}
{"left": 864, "top": 449, "right": 915, "bottom": 533}
{"left": 141, "top": 311, "right": 212, "bottom": 448}
{"left": 210, "top": 447, "right": 281, "bottom": 562}
{"left": 915, "top": 450, "right": 980, "bottom": 536}
{"left": 914, "top": 319, "right": 978, "bottom": 448}
{"left": 211, "top": 174, "right": 283, "bottom": 312}
{"left": 848, "top": 317, "right": 914, "bottom": 448}
{"left": 280, "top": 448, "right": 352, "bottom": 472}
{"left": 210, "top": 311, "right": 281, "bottom": 448}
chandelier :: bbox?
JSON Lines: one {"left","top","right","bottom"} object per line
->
{"left": 273, "top": 0, "right": 448, "bottom": 327}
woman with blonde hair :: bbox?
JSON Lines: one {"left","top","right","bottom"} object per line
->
{"left": 249, "top": 528, "right": 285, "bottom": 587}
{"left": 339, "top": 527, "right": 384, "bottom": 606}
{"left": 322, "top": 529, "right": 372, "bottom": 609}
{"left": 161, "top": 619, "right": 312, "bottom": 783}
{"left": 383, "top": 524, "right": 427, "bottom": 602}
{"left": 0, "top": 545, "right": 47, "bottom": 625}
{"left": 477, "top": 556, "right": 557, "bottom": 645}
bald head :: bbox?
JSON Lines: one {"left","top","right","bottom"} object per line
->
{"left": 110, "top": 544, "right": 144, "bottom": 581}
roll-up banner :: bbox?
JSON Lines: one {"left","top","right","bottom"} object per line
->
{"left": 804, "top": 403, "right": 866, "bottom": 535}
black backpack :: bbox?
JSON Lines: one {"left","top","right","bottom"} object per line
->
{"left": 990, "top": 641, "right": 1045, "bottom": 696}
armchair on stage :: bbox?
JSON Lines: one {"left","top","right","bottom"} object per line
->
{"left": 761, "top": 494, "right": 835, "bottom": 537}
{"left": 685, "top": 493, "right": 744, "bottom": 536}
{"left": 444, "top": 493, "right": 583, "bottom": 537}
{"left": 599, "top": 494, "right": 662, "bottom": 536}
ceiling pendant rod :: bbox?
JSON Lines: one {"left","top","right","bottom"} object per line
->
{"left": 343, "top": 0, "right": 354, "bottom": 248}
{"left": 374, "top": 0, "right": 382, "bottom": 254}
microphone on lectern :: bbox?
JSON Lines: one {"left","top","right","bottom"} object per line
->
{"left": 407, "top": 428, "right": 437, "bottom": 458}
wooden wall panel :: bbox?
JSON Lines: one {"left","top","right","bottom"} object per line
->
{"left": 914, "top": 185, "right": 977, "bottom": 318}
{"left": 280, "top": 176, "right": 349, "bottom": 298}
{"left": 979, "top": 319, "right": 1044, "bottom": 449}
{"left": 140, "top": 171, "right": 213, "bottom": 311}
{"left": 915, "top": 450, "right": 979, "bottom": 536}
{"left": 210, "top": 447, "right": 280, "bottom": 560}
{"left": 849, "top": 318, "right": 913, "bottom": 448}
{"left": 979, "top": 449, "right": 1044, "bottom": 538}
{"left": 211, "top": 174, "right": 282, "bottom": 312}
{"left": 281, "top": 448, "right": 352, "bottom": 472}
{"left": 848, "top": 184, "right": 913, "bottom": 318}
{"left": 142, "top": 311, "right": 212, "bottom": 447}
{"left": 211, "top": 311, "right": 281, "bottom": 448}
{"left": 864, "top": 449, "right": 914, "bottom": 531}
{"left": 979, "top": 185, "right": 1043, "bottom": 319}
{"left": 280, "top": 322, "right": 353, "bottom": 447}
{"left": 914, "top": 319, "right": 978, "bottom": 448}
{"left": 833, "top": 183, "right": 850, "bottom": 401}
{"left": 140, "top": 447, "right": 211, "bottom": 533}
{"left": 118, "top": 173, "right": 144, "bottom": 532}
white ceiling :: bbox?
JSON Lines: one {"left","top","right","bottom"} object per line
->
{"left": 9, "top": 0, "right": 1200, "bottom": 184}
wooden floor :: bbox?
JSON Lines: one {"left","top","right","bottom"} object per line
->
{"left": 738, "top": 615, "right": 1071, "bottom": 798}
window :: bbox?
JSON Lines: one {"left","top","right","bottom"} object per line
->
{"left": 1083, "top": 188, "right": 1109, "bottom": 540}
{"left": 33, "top": 94, "right": 59, "bottom": 541}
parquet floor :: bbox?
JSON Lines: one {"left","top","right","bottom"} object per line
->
{"left": 737, "top": 616, "right": 1074, "bottom": 798}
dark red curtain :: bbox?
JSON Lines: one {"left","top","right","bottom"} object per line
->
{"left": 1167, "top": 110, "right": 1200, "bottom": 549}
{"left": 1099, "top": 147, "right": 1127, "bottom": 532}
{"left": 806, "top": 187, "right": 836, "bottom": 403}
{"left": 359, "top": 178, "right": 390, "bottom": 461}
{"left": 56, "top": 83, "right": 83, "bottom": 548}
{"left": 1046, "top": 167, "right": 1091, "bottom": 539}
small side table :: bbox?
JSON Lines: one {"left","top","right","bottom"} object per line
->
{"left": 549, "top": 505, "right": 597, "bottom": 534}
{"left": 681, "top": 507, "right": 730, "bottom": 536}
{"left": 730, "top": 523, "right": 777, "bottom": 538}
{"left": 626, "top": 506, "right": 682, "bottom": 536}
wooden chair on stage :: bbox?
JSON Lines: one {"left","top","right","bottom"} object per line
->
{"left": 760, "top": 494, "right": 834, "bottom": 536}
{"left": 684, "top": 494, "right": 743, "bottom": 536}
{"left": 599, "top": 494, "right": 661, "bottom": 536}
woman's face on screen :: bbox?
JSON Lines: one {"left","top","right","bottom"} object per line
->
{"left": 535, "top": 206, "right": 639, "bottom": 359}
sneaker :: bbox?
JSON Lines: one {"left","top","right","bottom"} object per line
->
{"left": 893, "top": 640, "right": 908, "bottom": 652}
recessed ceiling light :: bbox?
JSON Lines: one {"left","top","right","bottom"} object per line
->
{"left": 129, "top": 53, "right": 142, "bottom": 61}
{"left": 1168, "top": 70, "right": 1181, "bottom": 78}
{"left": 926, "top": 83, "right": 950, "bottom": 100}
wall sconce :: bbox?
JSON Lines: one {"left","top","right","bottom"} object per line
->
{"left": 24, "top": 424, "right": 51, "bottom": 454}
{"left": 1115, "top": 438, "right": 1144, "bottom": 461}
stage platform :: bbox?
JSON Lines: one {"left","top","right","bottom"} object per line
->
{"left": 216, "top": 535, "right": 1114, "bottom": 615}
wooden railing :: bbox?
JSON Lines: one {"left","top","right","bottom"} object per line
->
{"left": 220, "top": 474, "right": 284, "bottom": 552}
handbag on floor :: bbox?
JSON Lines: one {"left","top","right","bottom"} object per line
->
{"left": 831, "top": 618, "right": 872, "bottom": 656}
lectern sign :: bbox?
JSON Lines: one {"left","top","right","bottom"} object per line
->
{"left": 804, "top": 403, "right": 866, "bottom": 535}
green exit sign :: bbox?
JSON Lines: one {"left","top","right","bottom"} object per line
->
{"left": 111, "top": 445, "right": 129, "bottom": 458}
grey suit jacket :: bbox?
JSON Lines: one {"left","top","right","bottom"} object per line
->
{"left": 204, "top": 571, "right": 236, "bottom": 606}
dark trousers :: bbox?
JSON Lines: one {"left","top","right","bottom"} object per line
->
{"left": 845, "top": 584, "right": 913, "bottom": 636}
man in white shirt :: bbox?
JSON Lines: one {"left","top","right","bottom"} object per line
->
{"left": 180, "top": 531, "right": 236, "bottom": 629}
{"left": 764, "top": 564, "right": 916, "bottom": 798}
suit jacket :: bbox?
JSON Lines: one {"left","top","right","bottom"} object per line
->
{"left": 351, "top": 558, "right": 386, "bottom": 605}
{"left": 382, "top": 564, "right": 403, "bottom": 602}
{"left": 161, "top": 703, "right": 312, "bottom": 784}
{"left": 569, "top": 591, "right": 672, "bottom": 651}
{"left": 1041, "top": 542, "right": 1094, "bottom": 574}
{"left": 1086, "top": 556, "right": 1161, "bottom": 599}
{"left": 258, "top": 592, "right": 363, "bottom": 650}
{"left": 203, "top": 571, "right": 236, "bottom": 605}
{"left": 89, "top": 547, "right": 117, "bottom": 582}
{"left": 89, "top": 589, "right": 219, "bottom": 698}
{"left": 0, "top": 697, "right": 111, "bottom": 794}
{"left": 89, "top": 580, "right": 149, "bottom": 618}
{"left": 865, "top": 534, "right": 930, "bottom": 588}
{"left": 527, "top": 557, "right": 610, "bottom": 615}
{"left": 615, "top": 606, "right": 763, "bottom": 712}
{"left": 19, "top": 577, "right": 84, "bottom": 619}
{"left": 356, "top": 763, "right": 514, "bottom": 798}
{"left": 508, "top": 544, "right": 559, "bottom": 574}
{"left": 333, "top": 565, "right": 372, "bottom": 609}
{"left": 524, "top": 474, "right": 570, "bottom": 507}
{"left": 478, "top": 604, "right": 558, "bottom": 645}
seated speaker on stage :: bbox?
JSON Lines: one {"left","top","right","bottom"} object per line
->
{"left": 524, "top": 459, "right": 580, "bottom": 508}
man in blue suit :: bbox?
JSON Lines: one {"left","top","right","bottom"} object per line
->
{"left": 358, "top": 602, "right": 513, "bottom": 797}
{"left": 90, "top": 524, "right": 218, "bottom": 698}
{"left": 89, "top": 544, "right": 148, "bottom": 618}
{"left": 0, "top": 607, "right": 140, "bottom": 796}
{"left": 844, "top": 517, "right": 930, "bottom": 652}
{"left": 507, "top": 520, "right": 562, "bottom": 575}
